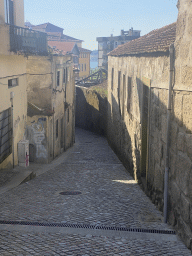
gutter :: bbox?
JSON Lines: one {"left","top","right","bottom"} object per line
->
{"left": 164, "top": 44, "right": 174, "bottom": 223}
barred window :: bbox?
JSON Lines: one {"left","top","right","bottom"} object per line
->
{"left": 0, "top": 108, "right": 12, "bottom": 163}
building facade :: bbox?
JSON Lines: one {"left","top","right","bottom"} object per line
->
{"left": 96, "top": 28, "right": 140, "bottom": 69}
{"left": 26, "top": 54, "right": 75, "bottom": 163}
{"left": 0, "top": 0, "right": 47, "bottom": 170}
{"left": 78, "top": 47, "right": 91, "bottom": 79}
{"left": 107, "top": 0, "right": 192, "bottom": 247}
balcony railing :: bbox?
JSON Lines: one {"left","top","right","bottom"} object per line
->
{"left": 10, "top": 25, "right": 48, "bottom": 55}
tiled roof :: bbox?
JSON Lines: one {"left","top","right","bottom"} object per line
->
{"left": 109, "top": 22, "right": 176, "bottom": 56}
{"left": 32, "top": 23, "right": 49, "bottom": 29}
{"left": 32, "top": 22, "right": 63, "bottom": 30}
{"left": 61, "top": 34, "right": 83, "bottom": 42}
{"left": 78, "top": 47, "right": 92, "bottom": 53}
{"left": 48, "top": 41, "right": 76, "bottom": 55}
{"left": 47, "top": 33, "right": 83, "bottom": 42}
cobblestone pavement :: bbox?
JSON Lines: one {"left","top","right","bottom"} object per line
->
{"left": 0, "top": 128, "right": 191, "bottom": 255}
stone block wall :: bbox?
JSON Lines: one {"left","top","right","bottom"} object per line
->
{"left": 75, "top": 85, "right": 108, "bottom": 136}
{"left": 107, "top": 52, "right": 192, "bottom": 248}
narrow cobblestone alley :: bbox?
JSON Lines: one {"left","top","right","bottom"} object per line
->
{"left": 0, "top": 128, "right": 190, "bottom": 255}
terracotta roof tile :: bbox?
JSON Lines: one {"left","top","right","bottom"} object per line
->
{"left": 48, "top": 41, "right": 76, "bottom": 55}
{"left": 78, "top": 47, "right": 92, "bottom": 53}
{"left": 109, "top": 22, "right": 176, "bottom": 56}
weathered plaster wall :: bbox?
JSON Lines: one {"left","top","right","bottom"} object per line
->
{"left": 27, "top": 56, "right": 52, "bottom": 110}
{"left": 0, "top": 55, "right": 27, "bottom": 169}
{"left": 26, "top": 116, "right": 49, "bottom": 164}
{"left": 27, "top": 55, "right": 75, "bottom": 162}
{"left": 76, "top": 85, "right": 107, "bottom": 135}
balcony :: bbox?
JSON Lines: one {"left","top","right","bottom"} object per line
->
{"left": 9, "top": 25, "right": 48, "bottom": 55}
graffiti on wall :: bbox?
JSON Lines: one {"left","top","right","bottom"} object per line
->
{"left": 26, "top": 118, "right": 48, "bottom": 161}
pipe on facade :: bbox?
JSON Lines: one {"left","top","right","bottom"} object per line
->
{"left": 164, "top": 44, "right": 174, "bottom": 223}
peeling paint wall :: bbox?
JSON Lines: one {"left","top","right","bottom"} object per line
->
{"left": 27, "top": 55, "right": 75, "bottom": 163}
{"left": 26, "top": 116, "right": 49, "bottom": 164}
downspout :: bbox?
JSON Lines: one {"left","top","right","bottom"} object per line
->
{"left": 164, "top": 44, "right": 174, "bottom": 223}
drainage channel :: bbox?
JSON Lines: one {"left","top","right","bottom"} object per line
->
{"left": 0, "top": 220, "right": 176, "bottom": 235}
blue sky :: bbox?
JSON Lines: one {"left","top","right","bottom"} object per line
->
{"left": 24, "top": 0, "right": 178, "bottom": 51}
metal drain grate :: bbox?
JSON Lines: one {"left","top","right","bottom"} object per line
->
{"left": 0, "top": 220, "right": 176, "bottom": 234}
{"left": 60, "top": 191, "right": 82, "bottom": 195}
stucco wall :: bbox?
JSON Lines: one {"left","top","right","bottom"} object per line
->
{"left": 79, "top": 53, "right": 90, "bottom": 79}
{"left": 26, "top": 55, "right": 75, "bottom": 162}
{"left": 0, "top": 55, "right": 27, "bottom": 169}
{"left": 27, "top": 56, "right": 52, "bottom": 110}
{"left": 26, "top": 116, "right": 49, "bottom": 164}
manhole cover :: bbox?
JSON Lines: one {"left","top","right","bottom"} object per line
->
{"left": 60, "top": 191, "right": 82, "bottom": 195}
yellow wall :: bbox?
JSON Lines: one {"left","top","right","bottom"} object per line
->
{"left": 14, "top": 0, "right": 25, "bottom": 27}
{"left": 0, "top": 55, "right": 27, "bottom": 169}
{"left": 27, "top": 56, "right": 52, "bottom": 109}
{"left": 0, "top": 0, "right": 25, "bottom": 55}
{"left": 0, "top": 0, "right": 5, "bottom": 22}
{"left": 79, "top": 52, "right": 90, "bottom": 79}
{"left": 0, "top": 24, "right": 10, "bottom": 55}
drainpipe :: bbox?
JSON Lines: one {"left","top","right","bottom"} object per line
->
{"left": 10, "top": 92, "right": 14, "bottom": 168}
{"left": 164, "top": 44, "right": 174, "bottom": 223}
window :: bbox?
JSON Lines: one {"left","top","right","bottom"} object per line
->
{"left": 57, "top": 71, "right": 60, "bottom": 86}
{"left": 127, "top": 77, "right": 132, "bottom": 113}
{"left": 66, "top": 68, "right": 68, "bottom": 83}
{"left": 60, "top": 117, "right": 64, "bottom": 148}
{"left": 82, "top": 64, "right": 83, "bottom": 71}
{"left": 4, "top": 0, "right": 14, "bottom": 24}
{"left": 8, "top": 78, "right": 18, "bottom": 88}
{"left": 0, "top": 108, "right": 12, "bottom": 163}
{"left": 56, "top": 119, "right": 58, "bottom": 138}
{"left": 111, "top": 68, "right": 114, "bottom": 90}
{"left": 85, "top": 64, "right": 86, "bottom": 71}
{"left": 63, "top": 68, "right": 66, "bottom": 83}
{"left": 67, "top": 109, "right": 69, "bottom": 123}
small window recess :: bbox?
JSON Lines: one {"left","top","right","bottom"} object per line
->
{"left": 8, "top": 78, "right": 18, "bottom": 88}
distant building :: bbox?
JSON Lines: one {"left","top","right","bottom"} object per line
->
{"left": 96, "top": 28, "right": 141, "bottom": 69}
{"left": 0, "top": 0, "right": 48, "bottom": 170}
{"left": 48, "top": 41, "right": 80, "bottom": 80}
{"left": 78, "top": 47, "right": 92, "bottom": 79}
{"left": 26, "top": 22, "right": 92, "bottom": 80}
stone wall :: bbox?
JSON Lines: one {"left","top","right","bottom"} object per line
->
{"left": 107, "top": 50, "right": 192, "bottom": 248}
{"left": 75, "top": 85, "right": 108, "bottom": 136}
{"left": 167, "top": 0, "right": 192, "bottom": 247}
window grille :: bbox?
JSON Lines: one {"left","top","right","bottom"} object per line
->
{"left": 0, "top": 108, "right": 12, "bottom": 163}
